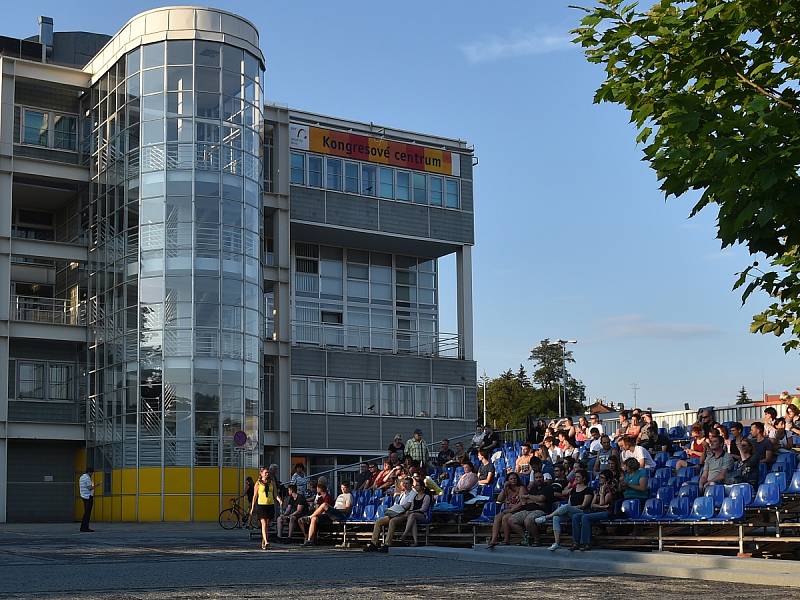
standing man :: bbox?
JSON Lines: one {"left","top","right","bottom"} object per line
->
{"left": 405, "top": 429, "right": 430, "bottom": 470}
{"left": 79, "top": 466, "right": 95, "bottom": 532}
{"left": 436, "top": 439, "right": 455, "bottom": 467}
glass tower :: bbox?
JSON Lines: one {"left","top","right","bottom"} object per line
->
{"left": 87, "top": 36, "right": 264, "bottom": 520}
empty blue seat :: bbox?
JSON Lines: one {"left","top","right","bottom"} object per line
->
{"left": 620, "top": 499, "right": 641, "bottom": 519}
{"left": 654, "top": 452, "right": 669, "bottom": 468}
{"left": 666, "top": 477, "right": 682, "bottom": 491}
{"left": 678, "top": 466, "right": 698, "bottom": 478}
{"left": 751, "top": 482, "right": 780, "bottom": 508}
{"left": 469, "top": 501, "right": 498, "bottom": 524}
{"left": 359, "top": 504, "right": 375, "bottom": 521}
{"left": 655, "top": 467, "right": 672, "bottom": 480}
{"left": 663, "top": 497, "right": 691, "bottom": 520}
{"left": 690, "top": 496, "right": 714, "bottom": 520}
{"left": 642, "top": 498, "right": 664, "bottom": 521}
{"left": 476, "top": 485, "right": 493, "bottom": 497}
{"left": 764, "top": 471, "right": 787, "bottom": 493}
{"left": 656, "top": 486, "right": 674, "bottom": 505}
{"left": 677, "top": 484, "right": 698, "bottom": 502}
{"left": 648, "top": 479, "right": 662, "bottom": 495}
{"left": 758, "top": 463, "right": 768, "bottom": 484}
{"left": 704, "top": 483, "right": 725, "bottom": 508}
{"left": 776, "top": 452, "right": 797, "bottom": 471}
{"left": 710, "top": 496, "right": 744, "bottom": 522}
{"left": 669, "top": 427, "right": 685, "bottom": 439}
{"left": 788, "top": 471, "right": 800, "bottom": 494}
{"left": 433, "top": 493, "right": 464, "bottom": 513}
{"left": 726, "top": 483, "right": 753, "bottom": 506}
{"left": 771, "top": 462, "right": 791, "bottom": 476}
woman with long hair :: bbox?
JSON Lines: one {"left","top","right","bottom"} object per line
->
{"left": 249, "top": 466, "right": 277, "bottom": 550}
{"left": 487, "top": 472, "right": 525, "bottom": 549}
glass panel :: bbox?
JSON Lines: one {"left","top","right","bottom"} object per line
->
{"left": 141, "top": 67, "right": 164, "bottom": 94}
{"left": 222, "top": 45, "right": 244, "bottom": 72}
{"left": 309, "top": 379, "right": 325, "bottom": 412}
{"left": 196, "top": 67, "right": 220, "bottom": 93}
{"left": 142, "top": 42, "right": 165, "bottom": 68}
{"left": 52, "top": 115, "right": 77, "bottom": 150}
{"left": 415, "top": 385, "right": 430, "bottom": 417}
{"left": 167, "top": 40, "right": 193, "bottom": 65}
{"left": 326, "top": 157, "right": 342, "bottom": 190}
{"left": 363, "top": 382, "right": 379, "bottom": 415}
{"left": 361, "top": 165, "right": 376, "bottom": 196}
{"left": 398, "top": 384, "right": 414, "bottom": 417}
{"left": 290, "top": 152, "right": 305, "bottom": 184}
{"left": 448, "top": 387, "right": 464, "bottom": 418}
{"left": 433, "top": 387, "right": 447, "bottom": 418}
{"left": 381, "top": 383, "right": 397, "bottom": 416}
{"left": 413, "top": 173, "right": 427, "bottom": 204}
{"left": 396, "top": 171, "right": 410, "bottom": 201}
{"left": 345, "top": 381, "right": 361, "bottom": 415}
{"left": 429, "top": 176, "right": 443, "bottom": 206}
{"left": 195, "top": 41, "right": 220, "bottom": 66}
{"left": 446, "top": 179, "right": 460, "bottom": 208}
{"left": 167, "top": 66, "right": 193, "bottom": 91}
{"left": 344, "top": 162, "right": 359, "bottom": 193}
{"left": 23, "top": 110, "right": 48, "bottom": 146}
{"left": 379, "top": 167, "right": 393, "bottom": 199}
{"left": 292, "top": 378, "right": 308, "bottom": 411}
{"left": 18, "top": 362, "right": 44, "bottom": 399}
{"left": 326, "top": 379, "right": 344, "bottom": 413}
{"left": 308, "top": 155, "right": 322, "bottom": 187}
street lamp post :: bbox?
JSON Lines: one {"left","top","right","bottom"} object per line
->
{"left": 480, "top": 372, "right": 489, "bottom": 426}
{"left": 556, "top": 339, "right": 577, "bottom": 418}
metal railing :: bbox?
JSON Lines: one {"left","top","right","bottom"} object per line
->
{"left": 288, "top": 321, "right": 462, "bottom": 358}
{"left": 12, "top": 295, "right": 86, "bottom": 326}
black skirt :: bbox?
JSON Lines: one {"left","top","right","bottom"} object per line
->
{"left": 255, "top": 504, "right": 275, "bottom": 521}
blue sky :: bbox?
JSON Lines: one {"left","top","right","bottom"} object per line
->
{"left": 12, "top": 2, "right": 797, "bottom": 410}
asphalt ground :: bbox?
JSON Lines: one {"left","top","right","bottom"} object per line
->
{"left": 1, "top": 523, "right": 799, "bottom": 599}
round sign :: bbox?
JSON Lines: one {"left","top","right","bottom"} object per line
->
{"left": 233, "top": 431, "right": 248, "bottom": 447}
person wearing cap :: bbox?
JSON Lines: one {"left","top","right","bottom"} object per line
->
{"left": 405, "top": 429, "right": 430, "bottom": 469}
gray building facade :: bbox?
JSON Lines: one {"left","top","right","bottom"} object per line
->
{"left": 0, "top": 6, "right": 475, "bottom": 522}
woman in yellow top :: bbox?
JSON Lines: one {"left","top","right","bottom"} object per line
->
{"left": 249, "top": 466, "right": 277, "bottom": 550}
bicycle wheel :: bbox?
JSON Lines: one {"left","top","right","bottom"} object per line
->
{"left": 219, "top": 508, "right": 239, "bottom": 530}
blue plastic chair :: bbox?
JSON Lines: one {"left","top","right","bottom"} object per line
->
{"left": 656, "top": 486, "right": 674, "bottom": 505}
{"left": 678, "top": 466, "right": 698, "bottom": 478}
{"left": 620, "top": 499, "right": 641, "bottom": 519}
{"left": 672, "top": 450, "right": 687, "bottom": 460}
{"left": 666, "top": 477, "right": 682, "bottom": 491}
{"left": 476, "top": 485, "right": 493, "bottom": 498}
{"left": 677, "top": 484, "right": 698, "bottom": 502}
{"left": 751, "top": 482, "right": 780, "bottom": 508}
{"left": 663, "top": 497, "right": 691, "bottom": 521}
{"left": 704, "top": 483, "right": 725, "bottom": 508}
{"left": 788, "top": 471, "right": 800, "bottom": 494}
{"left": 654, "top": 452, "right": 669, "bottom": 468}
{"left": 361, "top": 504, "right": 376, "bottom": 522}
{"left": 771, "top": 462, "right": 790, "bottom": 477}
{"left": 758, "top": 463, "right": 768, "bottom": 484}
{"left": 726, "top": 483, "right": 753, "bottom": 507}
{"left": 710, "top": 496, "right": 744, "bottom": 522}
{"left": 655, "top": 467, "right": 672, "bottom": 480}
{"left": 469, "top": 501, "right": 498, "bottom": 524}
{"left": 689, "top": 496, "right": 714, "bottom": 520}
{"left": 641, "top": 498, "right": 664, "bottom": 521}
{"left": 648, "top": 478, "right": 662, "bottom": 495}
{"left": 776, "top": 452, "right": 797, "bottom": 471}
{"left": 666, "top": 459, "right": 681, "bottom": 470}
{"left": 764, "top": 471, "right": 787, "bottom": 493}
{"left": 669, "top": 427, "right": 685, "bottom": 439}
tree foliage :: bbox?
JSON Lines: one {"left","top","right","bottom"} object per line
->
{"left": 736, "top": 385, "right": 752, "bottom": 405}
{"left": 572, "top": 0, "right": 800, "bottom": 352}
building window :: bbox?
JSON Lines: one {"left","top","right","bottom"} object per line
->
{"left": 22, "top": 109, "right": 49, "bottom": 147}
{"left": 290, "top": 152, "right": 305, "bottom": 184}
{"left": 52, "top": 115, "right": 78, "bottom": 151}
{"left": 379, "top": 167, "right": 394, "bottom": 199}
{"left": 18, "top": 362, "right": 45, "bottom": 399}
{"left": 291, "top": 378, "right": 308, "bottom": 411}
{"left": 433, "top": 386, "right": 447, "bottom": 418}
{"left": 412, "top": 173, "right": 427, "bottom": 204}
{"left": 446, "top": 179, "right": 460, "bottom": 209}
{"left": 429, "top": 176, "right": 443, "bottom": 206}
{"left": 344, "top": 161, "right": 359, "bottom": 193}
{"left": 326, "top": 157, "right": 342, "bottom": 191}
{"left": 398, "top": 384, "right": 414, "bottom": 417}
{"left": 326, "top": 379, "right": 345, "bottom": 413}
{"left": 415, "top": 385, "right": 430, "bottom": 417}
{"left": 448, "top": 387, "right": 464, "bottom": 419}
{"left": 362, "top": 164, "right": 376, "bottom": 196}
{"left": 363, "top": 382, "right": 379, "bottom": 415}
{"left": 345, "top": 381, "right": 362, "bottom": 415}
{"left": 308, "top": 378, "right": 325, "bottom": 412}
{"left": 49, "top": 364, "right": 74, "bottom": 400}
{"left": 308, "top": 155, "right": 323, "bottom": 187}
{"left": 396, "top": 171, "right": 410, "bottom": 201}
{"left": 381, "top": 383, "right": 397, "bottom": 416}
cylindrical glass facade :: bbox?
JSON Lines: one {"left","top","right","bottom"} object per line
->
{"left": 87, "top": 38, "right": 264, "bottom": 519}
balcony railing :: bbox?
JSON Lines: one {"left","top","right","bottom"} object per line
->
{"left": 12, "top": 295, "right": 86, "bottom": 326}
{"left": 273, "top": 320, "right": 462, "bottom": 358}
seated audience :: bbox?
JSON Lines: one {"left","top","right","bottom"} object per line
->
{"left": 437, "top": 439, "right": 455, "bottom": 466}
{"left": 364, "top": 478, "right": 415, "bottom": 552}
{"left": 637, "top": 412, "right": 659, "bottom": 450}
{"left": 619, "top": 457, "right": 649, "bottom": 508}
{"left": 750, "top": 422, "right": 776, "bottom": 465}
{"left": 592, "top": 434, "right": 618, "bottom": 474}
{"left": 354, "top": 463, "right": 372, "bottom": 491}
{"left": 302, "top": 481, "right": 353, "bottom": 546}
{"left": 613, "top": 411, "right": 631, "bottom": 440}
{"left": 447, "top": 441, "right": 468, "bottom": 466}
{"left": 452, "top": 461, "right": 479, "bottom": 500}
{"left": 619, "top": 435, "right": 656, "bottom": 469}
{"left": 571, "top": 469, "right": 617, "bottom": 551}
{"left": 479, "top": 426, "right": 501, "bottom": 455}
{"left": 576, "top": 416, "right": 590, "bottom": 442}
{"left": 276, "top": 484, "right": 308, "bottom": 540}
{"left": 729, "top": 438, "right": 760, "bottom": 489}
{"left": 514, "top": 442, "right": 533, "bottom": 474}
{"left": 698, "top": 434, "right": 734, "bottom": 492}
{"left": 540, "top": 436, "right": 563, "bottom": 464}
{"left": 487, "top": 472, "right": 526, "bottom": 549}
{"left": 515, "top": 471, "right": 555, "bottom": 546}
{"left": 559, "top": 432, "right": 578, "bottom": 459}
{"left": 587, "top": 427, "right": 603, "bottom": 454}
{"left": 626, "top": 414, "right": 642, "bottom": 440}
{"left": 477, "top": 449, "right": 495, "bottom": 487}
{"left": 534, "top": 469, "right": 593, "bottom": 551}
{"left": 399, "top": 478, "right": 432, "bottom": 547}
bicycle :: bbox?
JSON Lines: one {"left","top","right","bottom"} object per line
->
{"left": 218, "top": 497, "right": 253, "bottom": 530}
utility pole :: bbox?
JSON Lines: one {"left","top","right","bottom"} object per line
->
{"left": 480, "top": 372, "right": 489, "bottom": 426}
{"left": 631, "top": 382, "right": 640, "bottom": 407}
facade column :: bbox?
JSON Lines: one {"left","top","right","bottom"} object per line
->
{"left": 0, "top": 57, "right": 15, "bottom": 523}
{"left": 455, "top": 245, "right": 474, "bottom": 361}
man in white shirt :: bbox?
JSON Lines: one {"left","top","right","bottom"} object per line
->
{"left": 79, "top": 467, "right": 95, "bottom": 532}
{"left": 619, "top": 436, "right": 656, "bottom": 469}
{"left": 588, "top": 428, "right": 603, "bottom": 453}
{"left": 589, "top": 414, "right": 604, "bottom": 435}
{"left": 365, "top": 478, "right": 415, "bottom": 552}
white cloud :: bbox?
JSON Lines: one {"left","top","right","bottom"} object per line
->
{"left": 602, "top": 314, "right": 721, "bottom": 339}
{"left": 460, "top": 28, "right": 573, "bottom": 64}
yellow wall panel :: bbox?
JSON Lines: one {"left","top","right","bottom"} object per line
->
{"left": 193, "top": 495, "right": 220, "bottom": 521}
{"left": 112, "top": 469, "right": 122, "bottom": 495}
{"left": 74, "top": 498, "right": 83, "bottom": 521}
{"left": 222, "top": 468, "right": 241, "bottom": 495}
{"left": 138, "top": 495, "right": 162, "bottom": 522}
{"left": 121, "top": 469, "right": 137, "bottom": 494}
{"left": 93, "top": 472, "right": 104, "bottom": 497}
{"left": 164, "top": 496, "right": 191, "bottom": 521}
{"left": 121, "top": 495, "right": 137, "bottom": 521}
{"left": 164, "top": 467, "right": 190, "bottom": 494}
{"left": 112, "top": 496, "right": 122, "bottom": 522}
{"left": 193, "top": 467, "right": 219, "bottom": 494}
{"left": 139, "top": 467, "right": 161, "bottom": 494}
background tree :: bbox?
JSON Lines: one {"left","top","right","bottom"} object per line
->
{"left": 572, "top": 0, "right": 800, "bottom": 352}
{"left": 736, "top": 386, "right": 752, "bottom": 405}
{"left": 529, "top": 339, "right": 575, "bottom": 390}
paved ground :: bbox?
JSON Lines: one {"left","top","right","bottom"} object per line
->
{"left": 1, "top": 523, "right": 800, "bottom": 599}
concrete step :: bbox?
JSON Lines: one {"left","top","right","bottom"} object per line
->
{"left": 389, "top": 545, "right": 800, "bottom": 587}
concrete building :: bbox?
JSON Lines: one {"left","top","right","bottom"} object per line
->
{"left": 0, "top": 7, "right": 476, "bottom": 523}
